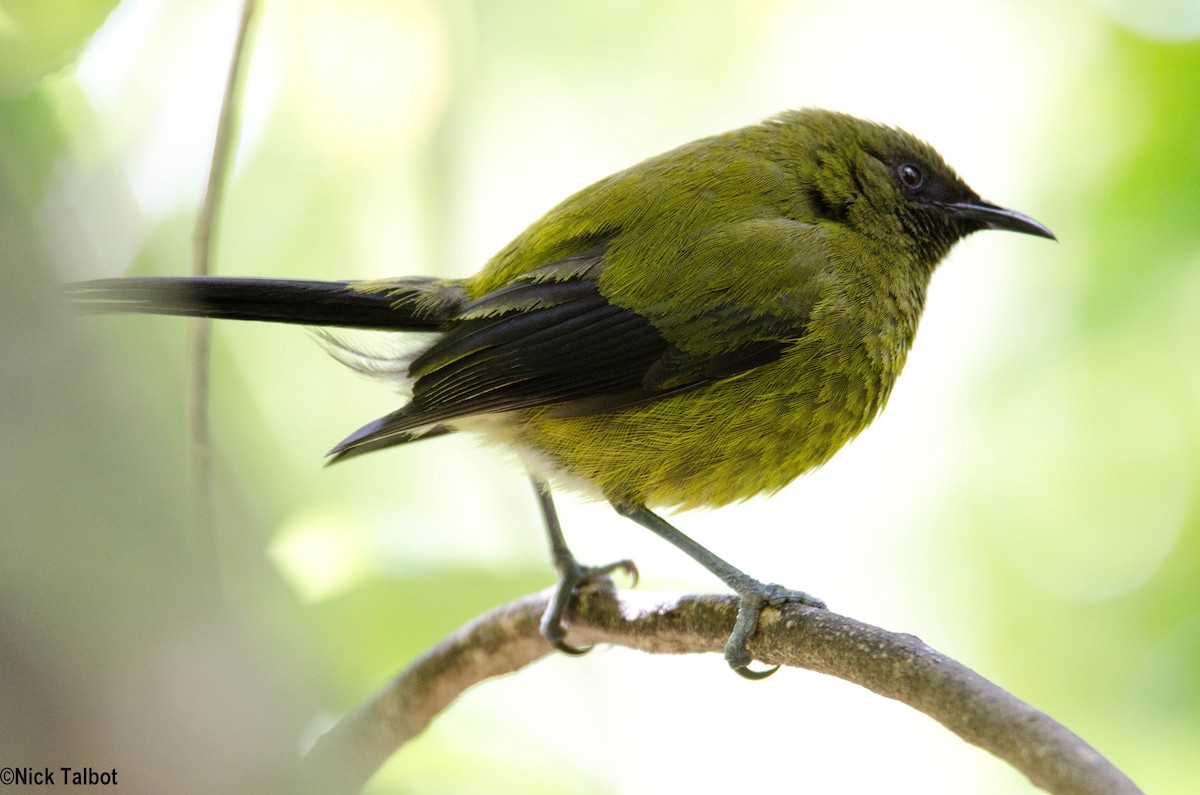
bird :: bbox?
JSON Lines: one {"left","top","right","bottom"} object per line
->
{"left": 67, "top": 108, "right": 1055, "bottom": 678}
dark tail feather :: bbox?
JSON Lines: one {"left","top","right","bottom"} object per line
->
{"left": 326, "top": 418, "right": 453, "bottom": 464}
{"left": 65, "top": 276, "right": 462, "bottom": 331}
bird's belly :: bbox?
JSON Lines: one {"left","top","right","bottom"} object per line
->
{"left": 482, "top": 348, "right": 892, "bottom": 510}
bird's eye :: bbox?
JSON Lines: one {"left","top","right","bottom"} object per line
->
{"left": 897, "top": 164, "right": 923, "bottom": 190}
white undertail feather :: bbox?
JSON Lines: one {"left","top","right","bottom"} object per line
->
{"left": 308, "top": 328, "right": 438, "bottom": 399}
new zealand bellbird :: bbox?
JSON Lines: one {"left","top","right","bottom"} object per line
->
{"left": 68, "top": 109, "right": 1054, "bottom": 677}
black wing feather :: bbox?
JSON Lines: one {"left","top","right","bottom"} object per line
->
{"left": 409, "top": 290, "right": 665, "bottom": 417}
{"left": 328, "top": 270, "right": 807, "bottom": 462}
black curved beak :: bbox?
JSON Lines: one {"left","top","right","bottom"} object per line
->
{"left": 943, "top": 199, "right": 1056, "bottom": 241}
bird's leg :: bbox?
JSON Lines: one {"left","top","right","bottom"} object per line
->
{"left": 613, "top": 503, "right": 826, "bottom": 679}
{"left": 532, "top": 478, "right": 638, "bottom": 655}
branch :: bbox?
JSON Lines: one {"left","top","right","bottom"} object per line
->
{"left": 188, "top": 0, "right": 259, "bottom": 600}
{"left": 303, "top": 585, "right": 1143, "bottom": 795}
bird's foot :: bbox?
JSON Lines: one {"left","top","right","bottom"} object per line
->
{"left": 726, "top": 582, "right": 826, "bottom": 680}
{"left": 540, "top": 556, "right": 639, "bottom": 655}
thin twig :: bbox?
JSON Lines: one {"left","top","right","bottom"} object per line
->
{"left": 189, "top": 0, "right": 258, "bottom": 600}
{"left": 304, "top": 585, "right": 1143, "bottom": 795}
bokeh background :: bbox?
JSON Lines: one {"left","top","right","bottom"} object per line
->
{"left": 2, "top": 0, "right": 1198, "bottom": 792}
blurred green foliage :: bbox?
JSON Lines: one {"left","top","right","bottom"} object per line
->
{"left": 953, "top": 30, "right": 1200, "bottom": 787}
{"left": 0, "top": 0, "right": 119, "bottom": 92}
{"left": 1, "top": 1, "right": 1198, "bottom": 793}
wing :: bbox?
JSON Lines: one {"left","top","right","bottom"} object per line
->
{"left": 329, "top": 225, "right": 824, "bottom": 462}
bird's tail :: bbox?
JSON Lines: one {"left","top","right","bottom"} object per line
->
{"left": 65, "top": 276, "right": 466, "bottom": 330}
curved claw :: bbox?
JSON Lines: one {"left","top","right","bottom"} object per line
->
{"left": 540, "top": 556, "right": 640, "bottom": 656}
{"left": 552, "top": 637, "right": 593, "bottom": 656}
{"left": 611, "top": 558, "right": 639, "bottom": 588}
{"left": 542, "top": 613, "right": 592, "bottom": 655}
{"left": 732, "top": 661, "right": 780, "bottom": 680}
{"left": 724, "top": 582, "right": 827, "bottom": 680}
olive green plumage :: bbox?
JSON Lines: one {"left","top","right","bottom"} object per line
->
{"left": 345, "top": 109, "right": 1047, "bottom": 509}
{"left": 68, "top": 108, "right": 1053, "bottom": 675}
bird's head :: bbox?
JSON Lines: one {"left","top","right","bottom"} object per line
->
{"left": 775, "top": 109, "right": 1054, "bottom": 264}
